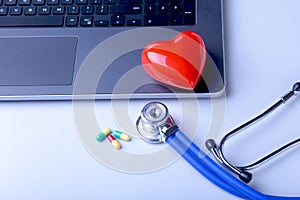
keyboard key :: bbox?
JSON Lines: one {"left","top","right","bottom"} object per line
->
{"left": 118, "top": 0, "right": 140, "bottom": 3}
{"left": 81, "top": 5, "right": 94, "bottom": 14}
{"left": 33, "top": 0, "right": 45, "bottom": 5}
{"left": 75, "top": 0, "right": 86, "bottom": 4}
{"left": 111, "top": 14, "right": 124, "bottom": 26}
{"left": 89, "top": 0, "right": 100, "bottom": 4}
{"left": 19, "top": 0, "right": 31, "bottom": 5}
{"left": 145, "top": 0, "right": 155, "bottom": 3}
{"left": 0, "top": 6, "right": 8, "bottom": 15}
{"left": 5, "top": 0, "right": 17, "bottom": 6}
{"left": 38, "top": 6, "right": 51, "bottom": 14}
{"left": 65, "top": 16, "right": 78, "bottom": 26}
{"left": 127, "top": 19, "right": 140, "bottom": 26}
{"left": 47, "top": 0, "right": 59, "bottom": 5}
{"left": 9, "top": 6, "right": 22, "bottom": 15}
{"left": 80, "top": 16, "right": 93, "bottom": 26}
{"left": 95, "top": 5, "right": 107, "bottom": 14}
{"left": 111, "top": 5, "right": 141, "bottom": 14}
{"left": 94, "top": 19, "right": 108, "bottom": 26}
{"left": 111, "top": 14, "right": 124, "bottom": 19}
{"left": 0, "top": 16, "right": 63, "bottom": 27}
{"left": 24, "top": 6, "right": 36, "bottom": 15}
{"left": 145, "top": 4, "right": 155, "bottom": 13}
{"left": 103, "top": 0, "right": 115, "bottom": 4}
{"left": 145, "top": 14, "right": 168, "bottom": 26}
{"left": 158, "top": 4, "right": 168, "bottom": 13}
{"left": 171, "top": 3, "right": 181, "bottom": 12}
{"left": 111, "top": 20, "right": 124, "bottom": 26}
{"left": 53, "top": 6, "right": 65, "bottom": 14}
{"left": 170, "top": 13, "right": 182, "bottom": 25}
{"left": 183, "top": 2, "right": 195, "bottom": 25}
{"left": 61, "top": 0, "right": 73, "bottom": 5}
{"left": 67, "top": 5, "right": 79, "bottom": 14}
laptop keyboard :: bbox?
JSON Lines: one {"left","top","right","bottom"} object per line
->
{"left": 0, "top": 0, "right": 195, "bottom": 27}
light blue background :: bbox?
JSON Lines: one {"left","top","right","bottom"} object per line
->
{"left": 1, "top": 0, "right": 300, "bottom": 199}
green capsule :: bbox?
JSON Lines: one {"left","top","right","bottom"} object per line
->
{"left": 96, "top": 128, "right": 111, "bottom": 142}
{"left": 112, "top": 130, "right": 130, "bottom": 141}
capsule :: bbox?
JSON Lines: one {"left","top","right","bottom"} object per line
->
{"left": 112, "top": 130, "right": 131, "bottom": 141}
{"left": 107, "top": 134, "right": 121, "bottom": 149}
{"left": 96, "top": 128, "right": 111, "bottom": 142}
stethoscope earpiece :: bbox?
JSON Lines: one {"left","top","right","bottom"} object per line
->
{"left": 293, "top": 82, "right": 300, "bottom": 92}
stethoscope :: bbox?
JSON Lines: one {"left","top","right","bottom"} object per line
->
{"left": 136, "top": 82, "right": 300, "bottom": 200}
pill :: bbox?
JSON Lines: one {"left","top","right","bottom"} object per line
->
{"left": 96, "top": 128, "right": 111, "bottom": 142}
{"left": 112, "top": 130, "right": 131, "bottom": 141}
{"left": 107, "top": 134, "right": 121, "bottom": 149}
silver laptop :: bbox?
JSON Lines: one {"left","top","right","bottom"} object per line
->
{"left": 0, "top": 0, "right": 224, "bottom": 100}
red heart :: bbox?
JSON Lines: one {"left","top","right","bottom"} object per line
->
{"left": 141, "top": 30, "right": 206, "bottom": 90}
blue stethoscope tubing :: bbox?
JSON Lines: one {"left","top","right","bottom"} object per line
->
{"left": 166, "top": 129, "right": 300, "bottom": 200}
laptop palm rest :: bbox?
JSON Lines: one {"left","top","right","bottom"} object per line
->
{"left": 0, "top": 37, "right": 77, "bottom": 86}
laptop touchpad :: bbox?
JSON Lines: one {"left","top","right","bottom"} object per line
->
{"left": 0, "top": 37, "right": 77, "bottom": 86}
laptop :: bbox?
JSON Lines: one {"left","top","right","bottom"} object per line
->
{"left": 0, "top": 0, "right": 224, "bottom": 100}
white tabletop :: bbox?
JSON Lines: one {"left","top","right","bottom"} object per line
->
{"left": 1, "top": 0, "right": 300, "bottom": 199}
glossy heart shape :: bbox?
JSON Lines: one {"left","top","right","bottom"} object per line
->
{"left": 141, "top": 30, "right": 206, "bottom": 90}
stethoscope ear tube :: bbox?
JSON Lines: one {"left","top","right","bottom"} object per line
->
{"left": 206, "top": 82, "right": 300, "bottom": 184}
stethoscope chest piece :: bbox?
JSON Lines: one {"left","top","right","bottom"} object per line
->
{"left": 136, "top": 102, "right": 175, "bottom": 143}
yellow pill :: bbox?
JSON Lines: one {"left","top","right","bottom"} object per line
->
{"left": 113, "top": 130, "right": 131, "bottom": 141}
